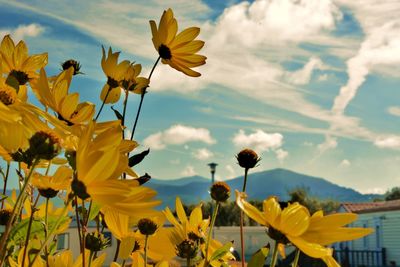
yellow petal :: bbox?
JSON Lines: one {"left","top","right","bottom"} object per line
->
{"left": 22, "top": 53, "right": 48, "bottom": 71}
{"left": 323, "top": 256, "right": 341, "bottom": 267}
{"left": 171, "top": 27, "right": 200, "bottom": 48}
{"left": 119, "top": 235, "right": 136, "bottom": 259}
{"left": 60, "top": 92, "right": 79, "bottom": 119}
{"left": 235, "top": 190, "right": 266, "bottom": 226}
{"left": 13, "top": 40, "right": 28, "bottom": 69}
{"left": 176, "top": 197, "right": 188, "bottom": 224}
{"left": 279, "top": 203, "right": 310, "bottom": 237}
{"left": 288, "top": 235, "right": 332, "bottom": 258}
{"left": 309, "top": 213, "right": 358, "bottom": 230}
{"left": 302, "top": 227, "right": 374, "bottom": 245}
{"left": 189, "top": 205, "right": 203, "bottom": 226}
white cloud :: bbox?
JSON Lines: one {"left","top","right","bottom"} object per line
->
{"left": 387, "top": 106, "right": 400, "bottom": 117}
{"left": 275, "top": 149, "right": 289, "bottom": 162}
{"left": 339, "top": 159, "right": 351, "bottom": 167}
{"left": 225, "top": 164, "right": 237, "bottom": 179}
{"left": 181, "top": 165, "right": 197, "bottom": 176}
{"left": 233, "top": 129, "right": 283, "bottom": 153}
{"left": 374, "top": 136, "right": 400, "bottom": 150}
{"left": 317, "top": 135, "right": 337, "bottom": 153}
{"left": 318, "top": 74, "right": 329, "bottom": 81}
{"left": 285, "top": 57, "right": 325, "bottom": 85}
{"left": 143, "top": 124, "right": 216, "bottom": 150}
{"left": 192, "top": 148, "right": 214, "bottom": 160}
{"left": 359, "top": 187, "right": 386, "bottom": 195}
{"left": 0, "top": 23, "right": 45, "bottom": 41}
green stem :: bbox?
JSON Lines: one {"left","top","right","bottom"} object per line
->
{"left": 144, "top": 235, "right": 149, "bottom": 267}
{"left": 95, "top": 87, "right": 111, "bottom": 121}
{"left": 242, "top": 168, "right": 249, "bottom": 192}
{"left": 88, "top": 250, "right": 94, "bottom": 267}
{"left": 113, "top": 240, "right": 121, "bottom": 262}
{"left": 205, "top": 202, "right": 220, "bottom": 264}
{"left": 121, "top": 260, "right": 126, "bottom": 267}
{"left": 29, "top": 198, "right": 72, "bottom": 266}
{"left": 44, "top": 198, "right": 49, "bottom": 264}
{"left": 22, "top": 194, "right": 40, "bottom": 267}
{"left": 187, "top": 256, "right": 191, "bottom": 267}
{"left": 121, "top": 89, "right": 130, "bottom": 138}
{"left": 239, "top": 210, "right": 245, "bottom": 267}
{"left": 74, "top": 197, "right": 84, "bottom": 264}
{"left": 270, "top": 241, "right": 279, "bottom": 267}
{"left": 129, "top": 56, "right": 160, "bottom": 141}
{"left": 0, "top": 158, "right": 40, "bottom": 264}
{"left": 1, "top": 163, "right": 10, "bottom": 209}
{"left": 292, "top": 249, "right": 300, "bottom": 267}
{"left": 81, "top": 199, "right": 86, "bottom": 267}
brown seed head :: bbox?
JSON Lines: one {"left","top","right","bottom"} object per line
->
{"left": 0, "top": 209, "right": 12, "bottom": 225}
{"left": 61, "top": 59, "right": 82, "bottom": 75}
{"left": 210, "top": 181, "right": 231, "bottom": 202}
{"left": 176, "top": 239, "right": 199, "bottom": 259}
{"left": 29, "top": 131, "right": 61, "bottom": 160}
{"left": 236, "top": 148, "right": 260, "bottom": 169}
{"left": 137, "top": 218, "right": 158, "bottom": 235}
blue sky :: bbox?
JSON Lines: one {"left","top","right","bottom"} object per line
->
{"left": 1, "top": 0, "right": 400, "bottom": 194}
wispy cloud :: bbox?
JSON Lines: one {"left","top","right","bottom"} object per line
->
{"left": 233, "top": 129, "right": 284, "bottom": 153}
{"left": 0, "top": 23, "right": 45, "bottom": 41}
{"left": 181, "top": 165, "right": 197, "bottom": 176}
{"left": 192, "top": 148, "right": 214, "bottom": 160}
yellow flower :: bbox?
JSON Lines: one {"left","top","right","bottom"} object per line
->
{"left": 100, "top": 47, "right": 130, "bottom": 104}
{"left": 0, "top": 35, "right": 47, "bottom": 85}
{"left": 236, "top": 191, "right": 372, "bottom": 267}
{"left": 30, "top": 67, "right": 95, "bottom": 126}
{"left": 150, "top": 8, "right": 206, "bottom": 77}
{"left": 73, "top": 121, "right": 161, "bottom": 215}
{"left": 8, "top": 241, "right": 46, "bottom": 267}
{"left": 31, "top": 166, "right": 73, "bottom": 198}
{"left": 48, "top": 249, "right": 106, "bottom": 267}
{"left": 200, "top": 239, "right": 235, "bottom": 267}
{"left": 121, "top": 63, "right": 150, "bottom": 94}
{"left": 164, "top": 197, "right": 209, "bottom": 246}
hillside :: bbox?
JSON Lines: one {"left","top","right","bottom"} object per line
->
{"left": 148, "top": 168, "right": 380, "bottom": 208}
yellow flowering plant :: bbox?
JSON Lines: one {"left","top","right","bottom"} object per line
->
{"left": 0, "top": 7, "right": 372, "bottom": 267}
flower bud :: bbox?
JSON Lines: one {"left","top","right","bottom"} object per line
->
{"left": 85, "top": 232, "right": 110, "bottom": 252}
{"left": 210, "top": 182, "right": 231, "bottom": 202}
{"left": 0, "top": 209, "right": 12, "bottom": 225}
{"left": 29, "top": 131, "right": 61, "bottom": 160}
{"left": 176, "top": 239, "right": 199, "bottom": 259}
{"left": 38, "top": 188, "right": 58, "bottom": 199}
{"left": 236, "top": 148, "right": 260, "bottom": 169}
{"left": 61, "top": 59, "right": 82, "bottom": 75}
{"left": 137, "top": 218, "right": 158, "bottom": 235}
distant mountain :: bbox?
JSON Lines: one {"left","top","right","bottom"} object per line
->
{"left": 147, "top": 168, "right": 381, "bottom": 208}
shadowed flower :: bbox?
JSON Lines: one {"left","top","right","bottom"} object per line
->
{"left": 0, "top": 35, "right": 47, "bottom": 86}
{"left": 236, "top": 191, "right": 373, "bottom": 267}
{"left": 100, "top": 47, "right": 130, "bottom": 104}
{"left": 150, "top": 8, "right": 206, "bottom": 77}
{"left": 121, "top": 63, "right": 149, "bottom": 94}
{"left": 31, "top": 166, "right": 72, "bottom": 198}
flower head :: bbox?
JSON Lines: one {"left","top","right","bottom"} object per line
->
{"left": 236, "top": 191, "right": 373, "bottom": 267}
{"left": 121, "top": 63, "right": 149, "bottom": 94}
{"left": 210, "top": 181, "right": 231, "bottom": 202}
{"left": 236, "top": 148, "right": 260, "bottom": 169}
{"left": 150, "top": 8, "right": 206, "bottom": 77}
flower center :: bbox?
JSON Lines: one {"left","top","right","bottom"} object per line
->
{"left": 267, "top": 227, "right": 290, "bottom": 245}
{"left": 71, "top": 179, "right": 90, "bottom": 200}
{"left": 0, "top": 89, "right": 16, "bottom": 105}
{"left": 158, "top": 44, "right": 172, "bottom": 60}
{"left": 38, "top": 188, "right": 59, "bottom": 199}
{"left": 61, "top": 59, "right": 81, "bottom": 75}
{"left": 8, "top": 70, "right": 29, "bottom": 85}
{"left": 107, "top": 77, "right": 119, "bottom": 88}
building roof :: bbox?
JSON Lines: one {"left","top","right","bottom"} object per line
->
{"left": 340, "top": 199, "right": 400, "bottom": 214}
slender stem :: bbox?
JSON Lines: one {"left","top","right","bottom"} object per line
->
{"left": 21, "top": 194, "right": 40, "bottom": 267}
{"left": 44, "top": 198, "right": 50, "bottom": 266}
{"left": 95, "top": 87, "right": 111, "bottom": 121}
{"left": 239, "top": 168, "right": 249, "bottom": 267}
{"left": 1, "top": 163, "right": 10, "bottom": 209}
{"left": 0, "top": 158, "right": 40, "bottom": 264}
{"left": 187, "top": 256, "right": 191, "bottom": 267}
{"left": 81, "top": 199, "right": 86, "bottom": 267}
{"left": 121, "top": 90, "right": 130, "bottom": 138}
{"left": 29, "top": 199, "right": 72, "bottom": 266}
{"left": 239, "top": 210, "right": 245, "bottom": 267}
{"left": 85, "top": 200, "right": 93, "bottom": 227}
{"left": 113, "top": 240, "right": 121, "bottom": 262}
{"left": 74, "top": 197, "right": 84, "bottom": 259}
{"left": 45, "top": 160, "right": 52, "bottom": 176}
{"left": 242, "top": 168, "right": 249, "bottom": 192}
{"left": 205, "top": 202, "right": 220, "bottom": 264}
{"left": 292, "top": 249, "right": 300, "bottom": 267}
{"left": 144, "top": 235, "right": 149, "bottom": 267}
{"left": 270, "top": 241, "right": 279, "bottom": 267}
{"left": 89, "top": 250, "right": 94, "bottom": 267}
{"left": 129, "top": 56, "right": 160, "bottom": 141}
{"left": 121, "top": 260, "right": 126, "bottom": 267}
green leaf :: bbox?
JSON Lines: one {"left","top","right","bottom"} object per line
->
{"left": 9, "top": 215, "right": 71, "bottom": 246}
{"left": 110, "top": 106, "right": 123, "bottom": 120}
{"left": 209, "top": 241, "right": 233, "bottom": 262}
{"left": 248, "top": 245, "right": 270, "bottom": 267}
{"left": 5, "top": 75, "right": 19, "bottom": 92}
{"left": 128, "top": 149, "right": 150, "bottom": 167}
{"left": 88, "top": 202, "right": 101, "bottom": 221}
{"left": 0, "top": 194, "right": 7, "bottom": 202}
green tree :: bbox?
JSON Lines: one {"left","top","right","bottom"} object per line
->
{"left": 385, "top": 187, "right": 400, "bottom": 201}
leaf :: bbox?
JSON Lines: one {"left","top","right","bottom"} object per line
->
{"left": 128, "top": 149, "right": 150, "bottom": 167}
{"left": 9, "top": 215, "right": 71, "bottom": 246}
{"left": 0, "top": 194, "right": 7, "bottom": 202}
{"left": 88, "top": 202, "right": 101, "bottom": 221}
{"left": 111, "top": 106, "right": 123, "bottom": 120}
{"left": 248, "top": 245, "right": 270, "bottom": 267}
{"left": 209, "top": 241, "right": 233, "bottom": 262}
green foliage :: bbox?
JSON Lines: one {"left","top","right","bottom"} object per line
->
{"left": 248, "top": 245, "right": 270, "bottom": 267}
{"left": 288, "top": 187, "right": 339, "bottom": 214}
{"left": 209, "top": 241, "right": 233, "bottom": 262}
{"left": 384, "top": 186, "right": 400, "bottom": 201}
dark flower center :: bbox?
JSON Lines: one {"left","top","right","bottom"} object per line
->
{"left": 71, "top": 179, "right": 90, "bottom": 200}
{"left": 107, "top": 77, "right": 119, "bottom": 88}
{"left": 38, "top": 188, "right": 59, "bottom": 199}
{"left": 0, "top": 90, "right": 15, "bottom": 105}
{"left": 8, "top": 70, "right": 29, "bottom": 85}
{"left": 61, "top": 59, "right": 82, "bottom": 75}
{"left": 158, "top": 44, "right": 172, "bottom": 60}
{"left": 267, "top": 227, "right": 290, "bottom": 245}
